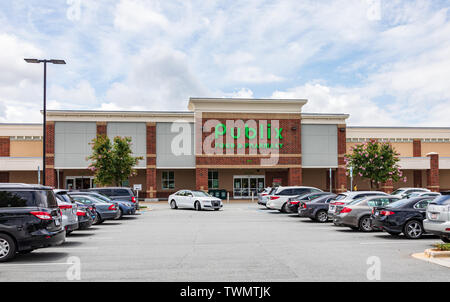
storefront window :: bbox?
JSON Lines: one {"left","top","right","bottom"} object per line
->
{"left": 208, "top": 170, "right": 219, "bottom": 189}
{"left": 162, "top": 171, "right": 175, "bottom": 190}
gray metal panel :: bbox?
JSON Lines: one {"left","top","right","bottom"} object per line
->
{"left": 107, "top": 123, "right": 146, "bottom": 168}
{"left": 302, "top": 124, "right": 338, "bottom": 167}
{"left": 156, "top": 123, "right": 195, "bottom": 168}
{"left": 55, "top": 122, "right": 96, "bottom": 168}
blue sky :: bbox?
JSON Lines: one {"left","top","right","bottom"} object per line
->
{"left": 0, "top": 0, "right": 449, "bottom": 126}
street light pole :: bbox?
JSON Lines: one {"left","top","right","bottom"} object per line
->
{"left": 24, "top": 59, "right": 66, "bottom": 186}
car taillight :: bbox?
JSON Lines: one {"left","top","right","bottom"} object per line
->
{"left": 76, "top": 210, "right": 86, "bottom": 216}
{"left": 334, "top": 202, "right": 345, "bottom": 205}
{"left": 131, "top": 197, "right": 136, "bottom": 203}
{"left": 270, "top": 196, "right": 280, "bottom": 200}
{"left": 59, "top": 204, "right": 72, "bottom": 210}
{"left": 30, "top": 211, "right": 52, "bottom": 220}
{"left": 289, "top": 201, "right": 300, "bottom": 205}
{"left": 380, "top": 210, "right": 395, "bottom": 216}
{"left": 108, "top": 204, "right": 116, "bottom": 211}
{"left": 302, "top": 203, "right": 307, "bottom": 209}
{"left": 341, "top": 207, "right": 352, "bottom": 213}
{"left": 262, "top": 193, "right": 268, "bottom": 196}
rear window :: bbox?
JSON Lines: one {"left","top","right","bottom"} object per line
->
{"left": 56, "top": 193, "right": 74, "bottom": 203}
{"left": 433, "top": 195, "right": 450, "bottom": 205}
{"left": 334, "top": 194, "right": 347, "bottom": 200}
{"left": 0, "top": 190, "right": 58, "bottom": 208}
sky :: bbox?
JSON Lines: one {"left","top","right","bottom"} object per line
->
{"left": 0, "top": 0, "right": 449, "bottom": 126}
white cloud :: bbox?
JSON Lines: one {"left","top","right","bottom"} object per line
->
{"left": 114, "top": 0, "right": 170, "bottom": 32}
{"left": 224, "top": 88, "right": 254, "bottom": 99}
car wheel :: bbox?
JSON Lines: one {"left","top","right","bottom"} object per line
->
{"left": 214, "top": 208, "right": 220, "bottom": 211}
{"left": 170, "top": 200, "right": 178, "bottom": 209}
{"left": 66, "top": 230, "right": 73, "bottom": 236}
{"left": 440, "top": 236, "right": 450, "bottom": 243}
{"left": 93, "top": 212, "right": 102, "bottom": 225}
{"left": 194, "top": 201, "right": 202, "bottom": 211}
{"left": 358, "top": 216, "right": 373, "bottom": 232}
{"left": 315, "top": 210, "right": 328, "bottom": 223}
{"left": 404, "top": 220, "right": 424, "bottom": 239}
{"left": 280, "top": 203, "right": 288, "bottom": 213}
{"left": 0, "top": 233, "right": 16, "bottom": 262}
{"left": 115, "top": 208, "right": 123, "bottom": 220}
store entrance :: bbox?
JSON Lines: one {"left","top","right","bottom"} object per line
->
{"left": 65, "top": 176, "right": 94, "bottom": 190}
{"left": 233, "top": 175, "right": 265, "bottom": 199}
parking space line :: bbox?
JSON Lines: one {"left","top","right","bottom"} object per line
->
{"left": 360, "top": 240, "right": 436, "bottom": 245}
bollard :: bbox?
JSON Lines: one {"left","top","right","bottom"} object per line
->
{"left": 227, "top": 192, "right": 230, "bottom": 203}
{"left": 251, "top": 191, "right": 254, "bottom": 203}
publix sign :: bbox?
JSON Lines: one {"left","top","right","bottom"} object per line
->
{"left": 212, "top": 122, "right": 284, "bottom": 149}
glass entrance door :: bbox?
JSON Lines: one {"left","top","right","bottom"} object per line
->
{"left": 66, "top": 176, "right": 94, "bottom": 190}
{"left": 233, "top": 175, "right": 265, "bottom": 199}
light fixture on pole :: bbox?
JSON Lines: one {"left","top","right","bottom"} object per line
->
{"left": 24, "top": 58, "right": 66, "bottom": 186}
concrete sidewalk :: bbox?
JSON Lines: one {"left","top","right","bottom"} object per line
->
{"left": 412, "top": 253, "right": 450, "bottom": 269}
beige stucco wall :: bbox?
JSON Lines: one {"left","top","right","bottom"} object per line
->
{"left": 156, "top": 169, "right": 196, "bottom": 192}
{"left": 422, "top": 143, "right": 450, "bottom": 157}
{"left": 346, "top": 142, "right": 413, "bottom": 157}
{"left": 441, "top": 170, "right": 450, "bottom": 191}
{"left": 10, "top": 141, "right": 43, "bottom": 157}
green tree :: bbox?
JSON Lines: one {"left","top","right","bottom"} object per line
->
{"left": 87, "top": 135, "right": 143, "bottom": 187}
{"left": 345, "top": 139, "right": 406, "bottom": 190}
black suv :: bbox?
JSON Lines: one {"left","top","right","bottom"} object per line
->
{"left": 0, "top": 183, "right": 65, "bottom": 262}
{"left": 87, "top": 187, "right": 138, "bottom": 210}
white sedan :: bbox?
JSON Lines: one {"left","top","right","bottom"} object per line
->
{"left": 168, "top": 190, "right": 223, "bottom": 211}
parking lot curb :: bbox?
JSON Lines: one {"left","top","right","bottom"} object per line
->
{"left": 412, "top": 252, "right": 450, "bottom": 269}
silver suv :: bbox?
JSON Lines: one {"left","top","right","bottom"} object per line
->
{"left": 424, "top": 192, "right": 450, "bottom": 243}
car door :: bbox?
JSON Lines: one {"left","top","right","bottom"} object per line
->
{"left": 185, "top": 191, "right": 195, "bottom": 208}
{"left": 414, "top": 199, "right": 433, "bottom": 219}
{"left": 176, "top": 191, "right": 186, "bottom": 208}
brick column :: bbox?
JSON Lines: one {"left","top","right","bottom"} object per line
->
{"left": 96, "top": 122, "right": 107, "bottom": 136}
{"left": 45, "top": 122, "right": 56, "bottom": 187}
{"left": 336, "top": 125, "right": 347, "bottom": 193}
{"left": 381, "top": 179, "right": 393, "bottom": 194}
{"left": 426, "top": 152, "right": 440, "bottom": 192}
{"left": 0, "top": 136, "right": 10, "bottom": 156}
{"left": 196, "top": 168, "right": 208, "bottom": 191}
{"left": 288, "top": 167, "right": 302, "bottom": 186}
{"left": 413, "top": 139, "right": 422, "bottom": 187}
{"left": 146, "top": 123, "right": 157, "bottom": 198}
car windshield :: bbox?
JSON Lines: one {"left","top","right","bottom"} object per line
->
{"left": 391, "top": 189, "right": 405, "bottom": 195}
{"left": 191, "top": 191, "right": 211, "bottom": 197}
{"left": 432, "top": 195, "right": 450, "bottom": 205}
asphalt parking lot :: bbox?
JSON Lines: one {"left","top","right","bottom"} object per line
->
{"left": 0, "top": 202, "right": 448, "bottom": 282}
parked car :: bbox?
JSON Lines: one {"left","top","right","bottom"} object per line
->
{"left": 328, "top": 191, "right": 388, "bottom": 219}
{"left": 168, "top": 190, "right": 222, "bottom": 211}
{"left": 257, "top": 187, "right": 272, "bottom": 205}
{"left": 371, "top": 196, "right": 435, "bottom": 239}
{"left": 391, "top": 187, "right": 430, "bottom": 199}
{"left": 87, "top": 187, "right": 139, "bottom": 210}
{"left": 70, "top": 194, "right": 119, "bottom": 224}
{"left": 0, "top": 183, "right": 65, "bottom": 262}
{"left": 74, "top": 202, "right": 94, "bottom": 230}
{"left": 286, "top": 192, "right": 334, "bottom": 213}
{"left": 298, "top": 194, "right": 337, "bottom": 222}
{"left": 333, "top": 195, "right": 401, "bottom": 231}
{"left": 258, "top": 187, "right": 278, "bottom": 207}
{"left": 55, "top": 195, "right": 79, "bottom": 235}
{"left": 424, "top": 192, "right": 450, "bottom": 243}
{"left": 266, "top": 186, "right": 323, "bottom": 213}
{"left": 69, "top": 191, "right": 136, "bottom": 219}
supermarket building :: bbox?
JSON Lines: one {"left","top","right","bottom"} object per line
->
{"left": 1, "top": 98, "right": 449, "bottom": 198}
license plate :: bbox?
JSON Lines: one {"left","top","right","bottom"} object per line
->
{"left": 374, "top": 211, "right": 379, "bottom": 216}
{"left": 431, "top": 213, "right": 438, "bottom": 220}
{"left": 55, "top": 219, "right": 60, "bottom": 226}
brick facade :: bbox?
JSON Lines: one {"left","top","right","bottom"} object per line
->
{"left": 336, "top": 126, "right": 347, "bottom": 193}
{"left": 146, "top": 123, "right": 157, "bottom": 198}
{"left": 288, "top": 167, "right": 302, "bottom": 186}
{"left": 196, "top": 168, "right": 208, "bottom": 191}
{"left": 45, "top": 122, "right": 56, "bottom": 187}
{"left": 427, "top": 152, "right": 440, "bottom": 192}
{"left": 381, "top": 179, "right": 394, "bottom": 194}
{"left": 413, "top": 139, "right": 421, "bottom": 157}
{"left": 413, "top": 170, "right": 422, "bottom": 188}
{"left": 0, "top": 137, "right": 10, "bottom": 157}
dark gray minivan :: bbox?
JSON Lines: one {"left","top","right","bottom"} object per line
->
{"left": 87, "top": 187, "right": 139, "bottom": 210}
{"left": 0, "top": 183, "right": 65, "bottom": 262}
